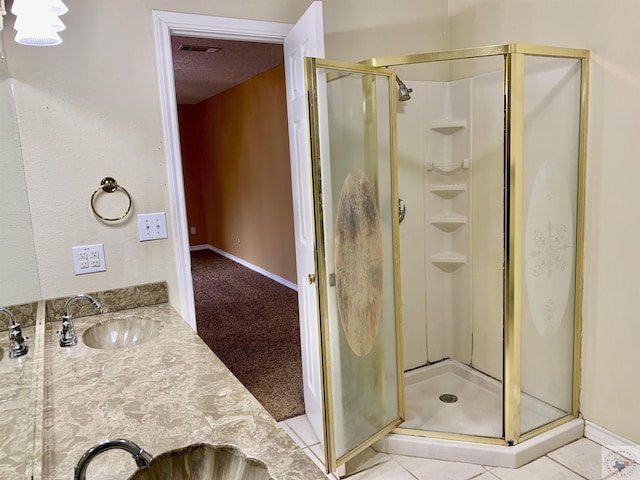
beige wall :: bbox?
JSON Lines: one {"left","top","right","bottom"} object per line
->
{"left": 0, "top": 0, "right": 450, "bottom": 312}
{"left": 180, "top": 65, "right": 297, "bottom": 283}
{"left": 2, "top": 0, "right": 314, "bottom": 310}
{"left": 449, "top": 0, "right": 640, "bottom": 444}
{"left": 323, "top": 0, "right": 449, "bottom": 62}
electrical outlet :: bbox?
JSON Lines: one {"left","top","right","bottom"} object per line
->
{"left": 137, "top": 212, "right": 168, "bottom": 242}
{"left": 72, "top": 244, "right": 106, "bottom": 275}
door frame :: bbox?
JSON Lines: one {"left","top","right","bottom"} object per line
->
{"left": 152, "top": 10, "right": 293, "bottom": 331}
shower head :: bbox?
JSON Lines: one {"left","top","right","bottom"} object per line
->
{"left": 396, "top": 76, "right": 412, "bottom": 102}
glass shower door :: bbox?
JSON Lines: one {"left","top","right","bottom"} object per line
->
{"left": 519, "top": 55, "right": 584, "bottom": 435}
{"left": 305, "top": 58, "right": 404, "bottom": 472}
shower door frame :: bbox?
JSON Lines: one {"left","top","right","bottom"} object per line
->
{"left": 305, "top": 57, "right": 406, "bottom": 472}
{"left": 364, "top": 43, "right": 590, "bottom": 447}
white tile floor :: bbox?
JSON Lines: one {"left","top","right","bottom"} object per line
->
{"left": 278, "top": 414, "right": 640, "bottom": 479}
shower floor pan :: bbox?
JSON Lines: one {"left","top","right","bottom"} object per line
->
{"left": 374, "top": 360, "right": 584, "bottom": 468}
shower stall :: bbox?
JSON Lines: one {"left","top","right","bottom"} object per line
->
{"left": 304, "top": 44, "right": 589, "bottom": 472}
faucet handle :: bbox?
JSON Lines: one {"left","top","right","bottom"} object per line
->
{"left": 58, "top": 315, "right": 78, "bottom": 347}
{"left": 8, "top": 322, "right": 29, "bottom": 358}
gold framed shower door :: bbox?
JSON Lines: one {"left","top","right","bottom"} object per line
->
{"left": 304, "top": 44, "right": 590, "bottom": 474}
{"left": 370, "top": 43, "right": 590, "bottom": 447}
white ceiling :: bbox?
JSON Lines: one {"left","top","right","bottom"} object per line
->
{"left": 171, "top": 35, "right": 284, "bottom": 105}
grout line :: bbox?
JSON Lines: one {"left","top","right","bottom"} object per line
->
{"left": 307, "top": 446, "right": 339, "bottom": 479}
{"left": 391, "top": 456, "right": 420, "bottom": 480}
{"left": 279, "top": 421, "right": 306, "bottom": 448}
{"left": 284, "top": 416, "right": 320, "bottom": 448}
{"left": 545, "top": 455, "right": 591, "bottom": 480}
{"left": 307, "top": 445, "right": 323, "bottom": 463}
{"left": 469, "top": 471, "right": 499, "bottom": 479}
{"left": 308, "top": 447, "right": 341, "bottom": 479}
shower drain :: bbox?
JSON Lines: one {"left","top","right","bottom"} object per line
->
{"left": 439, "top": 393, "right": 458, "bottom": 403}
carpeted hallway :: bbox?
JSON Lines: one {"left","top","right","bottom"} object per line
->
{"left": 191, "top": 248, "right": 305, "bottom": 422}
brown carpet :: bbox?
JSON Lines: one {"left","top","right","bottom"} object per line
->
{"left": 191, "top": 249, "right": 305, "bottom": 422}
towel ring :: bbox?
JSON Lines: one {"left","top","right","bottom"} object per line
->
{"left": 91, "top": 177, "right": 132, "bottom": 222}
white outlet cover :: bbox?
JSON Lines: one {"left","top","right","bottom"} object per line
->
{"left": 72, "top": 244, "right": 106, "bottom": 275}
{"left": 137, "top": 212, "right": 168, "bottom": 241}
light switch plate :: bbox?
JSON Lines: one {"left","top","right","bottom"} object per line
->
{"left": 72, "top": 244, "right": 106, "bottom": 275}
{"left": 137, "top": 212, "right": 168, "bottom": 241}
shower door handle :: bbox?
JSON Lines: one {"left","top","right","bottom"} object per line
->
{"left": 398, "top": 198, "right": 406, "bottom": 224}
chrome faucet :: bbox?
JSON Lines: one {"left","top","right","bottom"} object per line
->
{"left": 74, "top": 438, "right": 153, "bottom": 480}
{"left": 0, "top": 307, "right": 29, "bottom": 358}
{"left": 59, "top": 294, "right": 102, "bottom": 347}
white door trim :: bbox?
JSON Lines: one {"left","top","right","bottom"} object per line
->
{"left": 151, "top": 10, "right": 293, "bottom": 331}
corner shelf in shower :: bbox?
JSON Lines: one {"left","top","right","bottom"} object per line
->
{"left": 426, "top": 158, "right": 469, "bottom": 173}
{"left": 430, "top": 184, "right": 467, "bottom": 199}
{"left": 430, "top": 252, "right": 467, "bottom": 271}
{"left": 430, "top": 213, "right": 467, "bottom": 232}
{"left": 429, "top": 118, "right": 467, "bottom": 134}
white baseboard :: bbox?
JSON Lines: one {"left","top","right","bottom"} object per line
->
{"left": 585, "top": 421, "right": 640, "bottom": 462}
{"left": 190, "top": 244, "right": 298, "bottom": 292}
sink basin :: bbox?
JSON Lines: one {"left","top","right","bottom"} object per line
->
{"left": 82, "top": 317, "right": 160, "bottom": 350}
{"left": 127, "top": 443, "right": 274, "bottom": 480}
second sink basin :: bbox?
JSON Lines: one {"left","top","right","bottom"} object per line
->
{"left": 82, "top": 317, "right": 160, "bottom": 350}
{"left": 128, "top": 443, "right": 274, "bottom": 480}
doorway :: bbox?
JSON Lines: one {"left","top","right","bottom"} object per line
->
{"left": 151, "top": 10, "right": 293, "bottom": 331}
{"left": 153, "top": 2, "right": 326, "bottom": 457}
{"left": 173, "top": 37, "right": 303, "bottom": 421}
{"left": 168, "top": 33, "right": 304, "bottom": 421}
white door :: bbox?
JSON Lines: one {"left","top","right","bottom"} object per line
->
{"left": 283, "top": 1, "right": 325, "bottom": 443}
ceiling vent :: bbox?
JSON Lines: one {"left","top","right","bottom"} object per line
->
{"left": 178, "top": 44, "right": 221, "bottom": 54}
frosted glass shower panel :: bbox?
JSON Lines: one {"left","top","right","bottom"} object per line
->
{"left": 520, "top": 57, "right": 582, "bottom": 433}
{"left": 312, "top": 63, "right": 403, "bottom": 466}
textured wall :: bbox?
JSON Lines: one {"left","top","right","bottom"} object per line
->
{"left": 179, "top": 65, "right": 297, "bottom": 283}
{"left": 2, "top": 0, "right": 313, "bottom": 311}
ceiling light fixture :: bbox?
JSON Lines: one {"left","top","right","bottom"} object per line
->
{"left": 12, "top": 0, "right": 68, "bottom": 46}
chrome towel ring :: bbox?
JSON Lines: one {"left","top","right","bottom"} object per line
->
{"left": 90, "top": 177, "right": 132, "bottom": 222}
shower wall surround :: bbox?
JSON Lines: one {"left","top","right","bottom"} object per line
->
{"left": 396, "top": 55, "right": 582, "bottom": 418}
{"left": 397, "top": 72, "right": 504, "bottom": 378}
{"left": 423, "top": 78, "right": 472, "bottom": 367}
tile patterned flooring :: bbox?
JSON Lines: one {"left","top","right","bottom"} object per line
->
{"left": 278, "top": 415, "right": 640, "bottom": 479}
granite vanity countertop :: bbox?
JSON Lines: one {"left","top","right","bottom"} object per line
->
{"left": 0, "top": 325, "right": 36, "bottom": 480}
{"left": 42, "top": 303, "right": 326, "bottom": 480}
